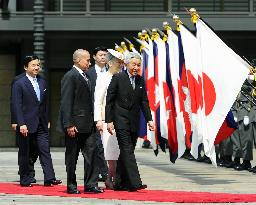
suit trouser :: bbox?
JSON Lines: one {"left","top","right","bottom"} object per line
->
{"left": 65, "top": 132, "right": 99, "bottom": 190}
{"left": 18, "top": 136, "right": 38, "bottom": 178}
{"left": 17, "top": 123, "right": 55, "bottom": 185}
{"left": 95, "top": 130, "right": 108, "bottom": 177}
{"left": 115, "top": 129, "right": 142, "bottom": 189}
{"left": 28, "top": 138, "right": 38, "bottom": 178}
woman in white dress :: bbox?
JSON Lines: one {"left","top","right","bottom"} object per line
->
{"left": 94, "top": 49, "right": 124, "bottom": 189}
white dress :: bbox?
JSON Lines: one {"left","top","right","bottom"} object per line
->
{"left": 94, "top": 72, "right": 120, "bottom": 160}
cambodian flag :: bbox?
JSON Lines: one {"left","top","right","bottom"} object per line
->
{"left": 177, "top": 31, "right": 192, "bottom": 150}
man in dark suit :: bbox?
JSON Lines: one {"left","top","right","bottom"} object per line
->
{"left": 57, "top": 49, "right": 103, "bottom": 194}
{"left": 11, "top": 55, "right": 61, "bottom": 187}
{"left": 10, "top": 72, "right": 38, "bottom": 183}
{"left": 87, "top": 46, "right": 109, "bottom": 182}
{"left": 105, "top": 52, "right": 155, "bottom": 191}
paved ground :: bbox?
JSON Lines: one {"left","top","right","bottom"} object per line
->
{"left": 1, "top": 148, "right": 256, "bottom": 205}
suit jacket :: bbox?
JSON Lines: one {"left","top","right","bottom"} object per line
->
{"left": 105, "top": 71, "right": 152, "bottom": 132}
{"left": 57, "top": 67, "right": 94, "bottom": 133}
{"left": 11, "top": 74, "right": 48, "bottom": 133}
{"left": 10, "top": 73, "right": 26, "bottom": 124}
{"left": 87, "top": 66, "right": 97, "bottom": 103}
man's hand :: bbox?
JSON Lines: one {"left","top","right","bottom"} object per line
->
{"left": 20, "top": 125, "right": 28, "bottom": 137}
{"left": 107, "top": 122, "right": 115, "bottom": 135}
{"left": 147, "top": 121, "right": 155, "bottom": 131}
{"left": 11, "top": 124, "right": 17, "bottom": 131}
{"left": 96, "top": 120, "right": 103, "bottom": 134}
{"left": 67, "top": 126, "right": 78, "bottom": 138}
{"left": 48, "top": 122, "right": 51, "bottom": 129}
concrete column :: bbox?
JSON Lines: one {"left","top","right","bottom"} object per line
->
{"left": 33, "top": 0, "right": 45, "bottom": 71}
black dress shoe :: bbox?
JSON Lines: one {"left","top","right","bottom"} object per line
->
{"left": 218, "top": 160, "right": 226, "bottom": 167}
{"left": 234, "top": 162, "right": 251, "bottom": 171}
{"left": 138, "top": 184, "right": 147, "bottom": 190}
{"left": 113, "top": 185, "right": 128, "bottom": 191}
{"left": 224, "top": 161, "right": 235, "bottom": 168}
{"left": 44, "top": 179, "right": 62, "bottom": 186}
{"left": 249, "top": 166, "right": 256, "bottom": 172}
{"left": 20, "top": 183, "right": 32, "bottom": 187}
{"left": 84, "top": 186, "right": 104, "bottom": 193}
{"left": 30, "top": 177, "right": 37, "bottom": 183}
{"left": 128, "top": 187, "right": 138, "bottom": 192}
{"left": 67, "top": 189, "right": 81, "bottom": 194}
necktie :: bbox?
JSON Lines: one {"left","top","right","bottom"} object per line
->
{"left": 131, "top": 76, "right": 135, "bottom": 90}
{"left": 82, "top": 71, "right": 89, "bottom": 82}
{"left": 33, "top": 78, "right": 40, "bottom": 101}
{"left": 82, "top": 72, "right": 91, "bottom": 91}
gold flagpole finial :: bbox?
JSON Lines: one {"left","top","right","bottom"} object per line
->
{"left": 189, "top": 8, "right": 200, "bottom": 24}
{"left": 163, "top": 21, "right": 172, "bottom": 35}
{"left": 115, "top": 44, "right": 124, "bottom": 53}
{"left": 137, "top": 31, "right": 148, "bottom": 52}
{"left": 123, "top": 37, "right": 134, "bottom": 51}
{"left": 138, "top": 32, "right": 142, "bottom": 39}
{"left": 173, "top": 15, "right": 183, "bottom": 31}
{"left": 141, "top": 30, "right": 149, "bottom": 42}
{"left": 121, "top": 41, "right": 128, "bottom": 51}
{"left": 151, "top": 28, "right": 159, "bottom": 40}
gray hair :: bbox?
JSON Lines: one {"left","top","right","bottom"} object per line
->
{"left": 124, "top": 52, "right": 141, "bottom": 64}
{"left": 73, "top": 49, "right": 88, "bottom": 63}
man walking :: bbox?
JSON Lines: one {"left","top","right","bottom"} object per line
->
{"left": 57, "top": 49, "right": 103, "bottom": 194}
{"left": 105, "top": 52, "right": 154, "bottom": 191}
{"left": 11, "top": 55, "right": 61, "bottom": 187}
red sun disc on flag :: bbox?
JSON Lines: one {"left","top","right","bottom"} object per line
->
{"left": 202, "top": 72, "right": 216, "bottom": 116}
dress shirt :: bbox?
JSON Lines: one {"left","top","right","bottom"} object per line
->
{"left": 26, "top": 73, "right": 40, "bottom": 101}
{"left": 95, "top": 64, "right": 107, "bottom": 78}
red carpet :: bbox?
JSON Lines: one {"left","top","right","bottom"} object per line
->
{"left": 0, "top": 183, "right": 256, "bottom": 203}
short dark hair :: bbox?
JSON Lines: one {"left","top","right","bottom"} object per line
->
{"left": 93, "top": 46, "right": 108, "bottom": 56}
{"left": 23, "top": 55, "right": 39, "bottom": 67}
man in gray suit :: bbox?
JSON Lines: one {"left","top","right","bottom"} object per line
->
{"left": 58, "top": 49, "right": 103, "bottom": 194}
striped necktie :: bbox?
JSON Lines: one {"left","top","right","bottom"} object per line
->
{"left": 33, "top": 78, "right": 40, "bottom": 101}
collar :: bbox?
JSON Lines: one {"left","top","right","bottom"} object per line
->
{"left": 73, "top": 65, "right": 84, "bottom": 75}
{"left": 26, "top": 73, "right": 37, "bottom": 82}
{"left": 127, "top": 70, "right": 134, "bottom": 79}
{"left": 95, "top": 64, "right": 106, "bottom": 74}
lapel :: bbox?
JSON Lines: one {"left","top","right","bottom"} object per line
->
{"left": 124, "top": 71, "right": 135, "bottom": 101}
{"left": 91, "top": 66, "right": 97, "bottom": 84}
{"left": 124, "top": 70, "right": 134, "bottom": 92}
{"left": 24, "top": 75, "right": 39, "bottom": 103}
{"left": 73, "top": 67, "right": 91, "bottom": 94}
